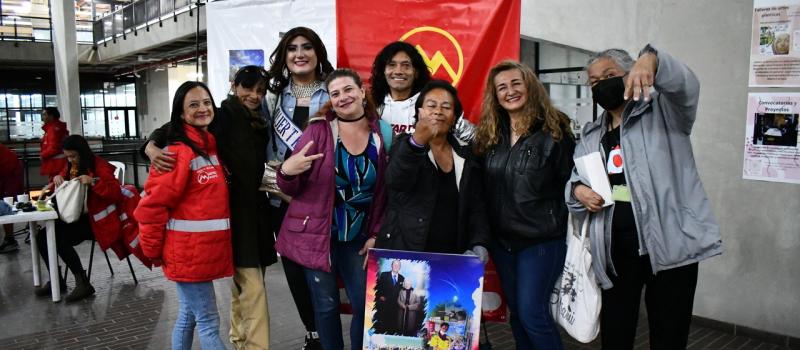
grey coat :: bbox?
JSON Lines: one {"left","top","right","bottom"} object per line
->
{"left": 565, "top": 47, "right": 723, "bottom": 289}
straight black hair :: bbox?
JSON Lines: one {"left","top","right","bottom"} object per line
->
{"left": 167, "top": 81, "right": 216, "bottom": 159}
{"left": 62, "top": 134, "right": 95, "bottom": 175}
{"left": 413, "top": 80, "right": 463, "bottom": 126}
{"left": 233, "top": 65, "right": 270, "bottom": 91}
{"left": 44, "top": 107, "right": 61, "bottom": 120}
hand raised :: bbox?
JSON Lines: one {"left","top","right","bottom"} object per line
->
{"left": 624, "top": 53, "right": 658, "bottom": 102}
{"left": 281, "top": 141, "right": 324, "bottom": 176}
{"left": 411, "top": 108, "right": 439, "bottom": 146}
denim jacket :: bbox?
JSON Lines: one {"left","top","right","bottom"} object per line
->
{"left": 264, "top": 83, "right": 329, "bottom": 206}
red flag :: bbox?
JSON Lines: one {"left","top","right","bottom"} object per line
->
{"left": 336, "top": 0, "right": 521, "bottom": 123}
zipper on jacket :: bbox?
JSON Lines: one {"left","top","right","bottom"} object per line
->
{"left": 619, "top": 118, "right": 647, "bottom": 257}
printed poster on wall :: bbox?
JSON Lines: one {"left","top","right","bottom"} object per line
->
{"left": 743, "top": 93, "right": 800, "bottom": 184}
{"left": 364, "top": 249, "right": 484, "bottom": 350}
{"left": 749, "top": 0, "right": 800, "bottom": 86}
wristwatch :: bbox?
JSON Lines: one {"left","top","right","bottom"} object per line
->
{"left": 639, "top": 44, "right": 658, "bottom": 58}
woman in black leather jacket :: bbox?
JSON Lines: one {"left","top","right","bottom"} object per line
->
{"left": 376, "top": 80, "right": 490, "bottom": 257}
{"left": 473, "top": 61, "right": 575, "bottom": 350}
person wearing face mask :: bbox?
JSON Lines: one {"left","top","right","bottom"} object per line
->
{"left": 140, "top": 67, "right": 277, "bottom": 350}
{"left": 566, "top": 45, "right": 722, "bottom": 350}
{"left": 473, "top": 61, "right": 575, "bottom": 350}
{"left": 262, "top": 26, "right": 335, "bottom": 350}
{"left": 370, "top": 41, "right": 476, "bottom": 141}
{"left": 275, "top": 69, "right": 391, "bottom": 350}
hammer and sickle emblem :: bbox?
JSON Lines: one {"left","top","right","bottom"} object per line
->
{"left": 400, "top": 26, "right": 465, "bottom": 86}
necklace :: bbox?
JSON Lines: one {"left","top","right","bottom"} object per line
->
{"left": 336, "top": 114, "right": 366, "bottom": 123}
{"left": 291, "top": 80, "right": 321, "bottom": 100}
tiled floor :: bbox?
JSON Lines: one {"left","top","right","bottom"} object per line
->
{"left": 0, "top": 230, "right": 794, "bottom": 350}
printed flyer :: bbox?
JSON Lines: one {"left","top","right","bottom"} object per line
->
{"left": 749, "top": 0, "right": 800, "bottom": 86}
{"left": 743, "top": 93, "right": 800, "bottom": 184}
{"left": 363, "top": 249, "right": 484, "bottom": 350}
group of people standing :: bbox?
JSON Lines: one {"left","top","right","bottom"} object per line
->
{"left": 130, "top": 26, "right": 720, "bottom": 350}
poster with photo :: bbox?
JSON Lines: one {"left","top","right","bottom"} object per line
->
{"left": 749, "top": 0, "right": 800, "bottom": 86}
{"left": 363, "top": 249, "right": 484, "bottom": 350}
{"left": 743, "top": 93, "right": 800, "bottom": 184}
{"left": 228, "top": 49, "right": 265, "bottom": 81}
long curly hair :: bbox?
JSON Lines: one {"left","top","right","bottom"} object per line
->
{"left": 474, "top": 61, "right": 572, "bottom": 155}
{"left": 370, "top": 41, "right": 431, "bottom": 108}
{"left": 267, "top": 27, "right": 335, "bottom": 94}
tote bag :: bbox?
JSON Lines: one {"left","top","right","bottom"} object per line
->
{"left": 54, "top": 179, "right": 88, "bottom": 223}
{"left": 550, "top": 213, "right": 601, "bottom": 343}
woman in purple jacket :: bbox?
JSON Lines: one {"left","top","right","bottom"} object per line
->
{"left": 275, "top": 68, "right": 390, "bottom": 350}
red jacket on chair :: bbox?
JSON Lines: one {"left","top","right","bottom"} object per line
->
{"left": 135, "top": 125, "right": 233, "bottom": 283}
{"left": 117, "top": 185, "right": 152, "bottom": 268}
{"left": 40, "top": 119, "right": 68, "bottom": 177}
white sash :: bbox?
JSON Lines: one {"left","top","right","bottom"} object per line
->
{"left": 273, "top": 96, "right": 303, "bottom": 151}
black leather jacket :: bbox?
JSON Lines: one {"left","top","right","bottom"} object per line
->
{"left": 482, "top": 121, "right": 575, "bottom": 251}
{"left": 376, "top": 133, "right": 490, "bottom": 253}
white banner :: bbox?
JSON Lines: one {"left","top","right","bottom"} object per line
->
{"left": 206, "top": 0, "right": 336, "bottom": 104}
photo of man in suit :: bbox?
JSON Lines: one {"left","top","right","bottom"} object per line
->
{"left": 374, "top": 259, "right": 405, "bottom": 334}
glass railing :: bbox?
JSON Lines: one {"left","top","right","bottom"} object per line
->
{"left": 0, "top": 0, "right": 202, "bottom": 46}
{"left": 93, "top": 0, "right": 204, "bottom": 45}
{"left": 0, "top": 14, "right": 97, "bottom": 44}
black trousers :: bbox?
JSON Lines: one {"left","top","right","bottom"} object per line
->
{"left": 37, "top": 214, "right": 93, "bottom": 276}
{"left": 269, "top": 202, "right": 317, "bottom": 332}
{"left": 600, "top": 237, "right": 699, "bottom": 350}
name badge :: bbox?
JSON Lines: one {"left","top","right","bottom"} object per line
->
{"left": 612, "top": 185, "right": 631, "bottom": 202}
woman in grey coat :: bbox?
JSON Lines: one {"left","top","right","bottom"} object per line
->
{"left": 566, "top": 45, "right": 722, "bottom": 350}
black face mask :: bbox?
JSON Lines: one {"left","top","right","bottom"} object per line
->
{"left": 591, "top": 76, "right": 626, "bottom": 110}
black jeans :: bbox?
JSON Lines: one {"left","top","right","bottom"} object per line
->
{"left": 600, "top": 236, "right": 699, "bottom": 350}
{"left": 268, "top": 202, "right": 316, "bottom": 332}
{"left": 37, "top": 214, "right": 93, "bottom": 276}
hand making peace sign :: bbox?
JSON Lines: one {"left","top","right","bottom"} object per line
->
{"left": 280, "top": 141, "right": 324, "bottom": 176}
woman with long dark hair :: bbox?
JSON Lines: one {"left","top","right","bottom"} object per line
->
{"left": 275, "top": 69, "right": 391, "bottom": 350}
{"left": 36, "top": 134, "right": 123, "bottom": 302}
{"left": 141, "top": 67, "right": 278, "bottom": 349}
{"left": 136, "top": 81, "right": 232, "bottom": 350}
{"left": 473, "top": 61, "right": 575, "bottom": 349}
{"left": 263, "top": 26, "right": 335, "bottom": 349}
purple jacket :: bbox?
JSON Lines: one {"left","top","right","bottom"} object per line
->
{"left": 275, "top": 110, "right": 389, "bottom": 272}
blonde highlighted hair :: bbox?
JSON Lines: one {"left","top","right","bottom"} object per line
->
{"left": 474, "top": 61, "right": 572, "bottom": 155}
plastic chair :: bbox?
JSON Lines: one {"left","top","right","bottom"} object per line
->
{"left": 64, "top": 239, "right": 139, "bottom": 285}
{"left": 108, "top": 161, "right": 125, "bottom": 184}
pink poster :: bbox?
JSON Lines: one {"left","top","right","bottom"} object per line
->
{"left": 743, "top": 93, "right": 800, "bottom": 184}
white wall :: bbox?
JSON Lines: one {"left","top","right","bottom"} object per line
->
{"left": 140, "top": 68, "right": 170, "bottom": 138}
{"left": 522, "top": 0, "right": 800, "bottom": 337}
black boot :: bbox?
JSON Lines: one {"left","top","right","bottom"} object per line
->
{"left": 34, "top": 278, "right": 67, "bottom": 297}
{"left": 65, "top": 271, "right": 95, "bottom": 302}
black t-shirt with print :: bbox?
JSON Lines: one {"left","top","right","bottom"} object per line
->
{"left": 601, "top": 125, "right": 639, "bottom": 256}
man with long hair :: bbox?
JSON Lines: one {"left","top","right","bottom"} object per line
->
{"left": 370, "top": 41, "right": 475, "bottom": 140}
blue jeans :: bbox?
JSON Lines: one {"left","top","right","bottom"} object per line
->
{"left": 492, "top": 238, "right": 566, "bottom": 350}
{"left": 304, "top": 238, "right": 367, "bottom": 350}
{"left": 173, "top": 281, "right": 226, "bottom": 350}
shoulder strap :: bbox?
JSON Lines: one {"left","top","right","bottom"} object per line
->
{"left": 378, "top": 119, "right": 393, "bottom": 151}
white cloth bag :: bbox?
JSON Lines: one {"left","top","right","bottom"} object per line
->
{"left": 550, "top": 213, "right": 601, "bottom": 343}
{"left": 54, "top": 179, "right": 88, "bottom": 223}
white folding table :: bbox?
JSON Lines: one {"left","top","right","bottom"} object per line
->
{"left": 0, "top": 209, "right": 61, "bottom": 302}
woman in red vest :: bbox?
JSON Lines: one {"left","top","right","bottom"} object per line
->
{"left": 40, "top": 107, "right": 68, "bottom": 178}
{"left": 36, "top": 135, "right": 123, "bottom": 302}
{"left": 135, "top": 81, "right": 232, "bottom": 350}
